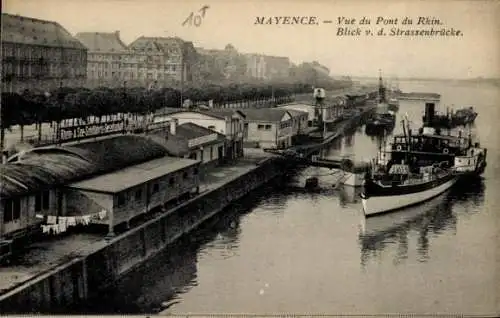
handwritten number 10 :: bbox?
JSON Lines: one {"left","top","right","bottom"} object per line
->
{"left": 182, "top": 5, "right": 210, "bottom": 27}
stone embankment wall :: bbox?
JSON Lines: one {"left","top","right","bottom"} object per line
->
{"left": 0, "top": 158, "right": 287, "bottom": 313}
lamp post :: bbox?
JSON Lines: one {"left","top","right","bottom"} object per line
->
{"left": 122, "top": 81, "right": 127, "bottom": 133}
{"left": 57, "top": 81, "right": 63, "bottom": 145}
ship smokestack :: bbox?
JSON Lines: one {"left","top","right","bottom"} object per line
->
{"left": 424, "top": 102, "right": 435, "bottom": 126}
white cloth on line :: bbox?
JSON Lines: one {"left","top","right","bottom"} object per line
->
{"left": 47, "top": 215, "right": 57, "bottom": 224}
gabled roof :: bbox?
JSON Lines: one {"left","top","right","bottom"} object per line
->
{"left": 128, "top": 36, "right": 186, "bottom": 52}
{"left": 236, "top": 108, "right": 290, "bottom": 122}
{"left": 154, "top": 108, "right": 246, "bottom": 120}
{"left": 286, "top": 109, "right": 309, "bottom": 118}
{"left": 1, "top": 13, "right": 86, "bottom": 50}
{"left": 177, "top": 123, "right": 226, "bottom": 140}
{"left": 75, "top": 31, "right": 128, "bottom": 52}
{"left": 200, "top": 109, "right": 246, "bottom": 119}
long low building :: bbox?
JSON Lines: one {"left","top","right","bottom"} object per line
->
{"left": 0, "top": 134, "right": 201, "bottom": 261}
{"left": 66, "top": 155, "right": 199, "bottom": 233}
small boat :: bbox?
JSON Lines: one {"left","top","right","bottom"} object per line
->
{"left": 452, "top": 107, "right": 478, "bottom": 126}
{"left": 422, "top": 103, "right": 478, "bottom": 129}
{"left": 361, "top": 162, "right": 458, "bottom": 216}
{"left": 365, "top": 111, "right": 396, "bottom": 135}
{"left": 364, "top": 70, "right": 396, "bottom": 135}
{"left": 387, "top": 98, "right": 399, "bottom": 112}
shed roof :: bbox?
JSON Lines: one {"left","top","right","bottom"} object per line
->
{"left": 236, "top": 108, "right": 290, "bottom": 122}
{"left": 285, "top": 109, "right": 309, "bottom": 118}
{"left": 154, "top": 108, "right": 245, "bottom": 120}
{"left": 68, "top": 156, "right": 199, "bottom": 194}
{"left": 0, "top": 135, "right": 169, "bottom": 198}
{"left": 177, "top": 122, "right": 226, "bottom": 140}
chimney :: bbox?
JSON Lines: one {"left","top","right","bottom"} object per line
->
{"left": 170, "top": 118, "right": 178, "bottom": 135}
{"left": 424, "top": 102, "right": 435, "bottom": 126}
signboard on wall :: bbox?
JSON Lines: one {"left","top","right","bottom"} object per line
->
{"left": 59, "top": 119, "right": 125, "bottom": 142}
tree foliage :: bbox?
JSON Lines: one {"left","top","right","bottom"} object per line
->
{"left": 1, "top": 79, "right": 351, "bottom": 127}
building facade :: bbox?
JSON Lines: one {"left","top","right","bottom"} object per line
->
{"left": 238, "top": 108, "right": 294, "bottom": 149}
{"left": 244, "top": 54, "right": 267, "bottom": 79}
{"left": 75, "top": 31, "right": 134, "bottom": 85}
{"left": 1, "top": 13, "right": 88, "bottom": 93}
{"left": 153, "top": 109, "right": 246, "bottom": 160}
{"left": 128, "top": 36, "right": 197, "bottom": 84}
{"left": 196, "top": 44, "right": 247, "bottom": 81}
{"left": 244, "top": 53, "right": 290, "bottom": 80}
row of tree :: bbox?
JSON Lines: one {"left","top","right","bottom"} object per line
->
{"left": 1, "top": 80, "right": 352, "bottom": 128}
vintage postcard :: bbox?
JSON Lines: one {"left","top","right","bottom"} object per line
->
{"left": 0, "top": 0, "right": 499, "bottom": 316}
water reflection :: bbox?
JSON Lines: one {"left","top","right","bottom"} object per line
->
{"left": 74, "top": 182, "right": 277, "bottom": 315}
{"left": 358, "top": 176, "right": 486, "bottom": 267}
{"left": 337, "top": 185, "right": 363, "bottom": 206}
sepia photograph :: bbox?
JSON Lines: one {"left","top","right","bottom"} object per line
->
{"left": 0, "top": 0, "right": 499, "bottom": 316}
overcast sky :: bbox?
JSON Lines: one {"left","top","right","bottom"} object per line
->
{"left": 4, "top": 0, "right": 500, "bottom": 79}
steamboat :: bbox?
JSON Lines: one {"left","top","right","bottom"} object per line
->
{"left": 364, "top": 70, "right": 396, "bottom": 134}
{"left": 377, "top": 103, "right": 487, "bottom": 174}
{"left": 361, "top": 115, "right": 487, "bottom": 216}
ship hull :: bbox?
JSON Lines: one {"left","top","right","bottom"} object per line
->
{"left": 361, "top": 174, "right": 458, "bottom": 216}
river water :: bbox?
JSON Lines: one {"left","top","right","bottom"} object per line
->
{"left": 77, "top": 80, "right": 500, "bottom": 316}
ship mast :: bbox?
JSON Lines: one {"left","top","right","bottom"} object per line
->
{"left": 378, "top": 69, "right": 386, "bottom": 104}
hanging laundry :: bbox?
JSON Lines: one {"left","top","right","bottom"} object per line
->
{"left": 47, "top": 215, "right": 57, "bottom": 224}
{"left": 67, "top": 217, "right": 76, "bottom": 227}
{"left": 48, "top": 224, "right": 58, "bottom": 235}
{"left": 58, "top": 222, "right": 67, "bottom": 233}
{"left": 98, "top": 210, "right": 107, "bottom": 220}
{"left": 36, "top": 214, "right": 44, "bottom": 219}
{"left": 42, "top": 225, "right": 49, "bottom": 234}
{"left": 75, "top": 216, "right": 83, "bottom": 225}
{"left": 82, "top": 215, "right": 91, "bottom": 225}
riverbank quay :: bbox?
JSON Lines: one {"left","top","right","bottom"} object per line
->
{"left": 0, "top": 152, "right": 290, "bottom": 313}
{"left": 0, "top": 96, "right": 372, "bottom": 313}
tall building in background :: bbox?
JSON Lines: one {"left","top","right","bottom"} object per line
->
{"left": 310, "top": 61, "right": 330, "bottom": 77}
{"left": 1, "top": 13, "right": 87, "bottom": 93}
{"left": 244, "top": 54, "right": 267, "bottom": 79}
{"left": 244, "top": 54, "right": 290, "bottom": 80}
{"left": 196, "top": 44, "right": 247, "bottom": 81}
{"left": 263, "top": 55, "right": 290, "bottom": 79}
{"left": 128, "top": 36, "right": 197, "bottom": 84}
{"left": 75, "top": 31, "right": 136, "bottom": 86}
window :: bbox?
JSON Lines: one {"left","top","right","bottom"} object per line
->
{"left": 258, "top": 124, "right": 265, "bottom": 130}
{"left": 3, "top": 198, "right": 21, "bottom": 223}
{"left": 169, "top": 177, "right": 175, "bottom": 186}
{"left": 210, "top": 147, "right": 214, "bottom": 160}
{"left": 183, "top": 172, "right": 189, "bottom": 179}
{"left": 193, "top": 168, "right": 199, "bottom": 175}
{"left": 35, "top": 190, "right": 50, "bottom": 212}
{"left": 265, "top": 124, "right": 272, "bottom": 130}
{"left": 135, "top": 189, "right": 142, "bottom": 201}
{"left": 42, "top": 191, "right": 50, "bottom": 210}
{"left": 152, "top": 183, "right": 159, "bottom": 194}
{"left": 117, "top": 193, "right": 126, "bottom": 206}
